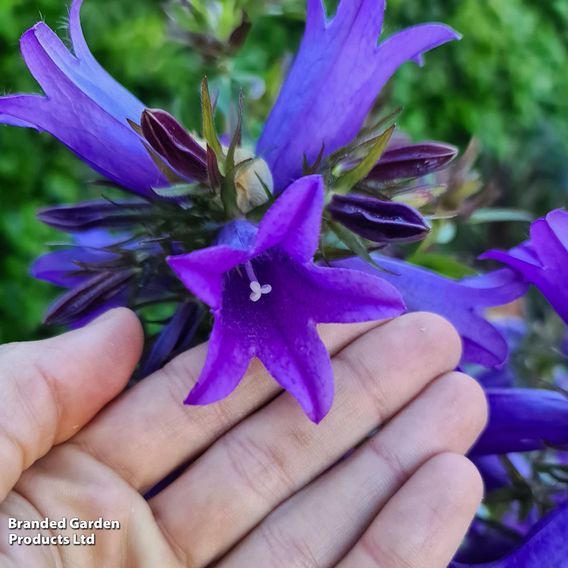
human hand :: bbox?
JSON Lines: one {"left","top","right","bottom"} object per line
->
{"left": 0, "top": 309, "right": 486, "bottom": 567}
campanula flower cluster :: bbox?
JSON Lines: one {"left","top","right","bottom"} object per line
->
{"left": 0, "top": 1, "right": 567, "bottom": 564}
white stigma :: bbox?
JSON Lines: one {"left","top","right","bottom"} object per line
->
{"left": 249, "top": 281, "right": 272, "bottom": 302}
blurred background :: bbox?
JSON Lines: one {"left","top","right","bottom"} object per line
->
{"left": 0, "top": 0, "right": 567, "bottom": 343}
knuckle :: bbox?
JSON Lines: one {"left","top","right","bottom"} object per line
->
{"left": 367, "top": 435, "right": 408, "bottom": 487}
{"left": 334, "top": 348, "right": 389, "bottom": 423}
{"left": 222, "top": 430, "right": 295, "bottom": 505}
{"left": 360, "top": 532, "right": 417, "bottom": 568}
{"left": 259, "top": 521, "right": 319, "bottom": 568}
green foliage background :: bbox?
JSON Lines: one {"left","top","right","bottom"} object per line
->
{"left": 0, "top": 0, "right": 567, "bottom": 342}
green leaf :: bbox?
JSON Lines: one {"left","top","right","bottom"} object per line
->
{"left": 333, "top": 125, "right": 395, "bottom": 194}
{"left": 328, "top": 221, "right": 382, "bottom": 270}
{"left": 407, "top": 253, "right": 477, "bottom": 279}
{"left": 469, "top": 208, "right": 533, "bottom": 224}
{"left": 152, "top": 183, "right": 207, "bottom": 198}
{"left": 201, "top": 77, "right": 225, "bottom": 166}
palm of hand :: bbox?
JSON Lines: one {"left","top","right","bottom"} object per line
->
{"left": 0, "top": 309, "right": 486, "bottom": 568}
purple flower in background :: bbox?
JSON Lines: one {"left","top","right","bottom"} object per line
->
{"left": 0, "top": 0, "right": 165, "bottom": 196}
{"left": 140, "top": 302, "right": 203, "bottom": 378}
{"left": 257, "top": 0, "right": 460, "bottom": 191}
{"left": 31, "top": 230, "right": 133, "bottom": 325}
{"left": 451, "top": 505, "right": 568, "bottom": 568}
{"left": 167, "top": 176, "right": 405, "bottom": 422}
{"left": 482, "top": 209, "right": 568, "bottom": 325}
{"left": 328, "top": 195, "right": 430, "bottom": 244}
{"left": 471, "top": 388, "right": 568, "bottom": 456}
{"left": 474, "top": 318, "right": 527, "bottom": 388}
{"left": 38, "top": 200, "right": 156, "bottom": 232}
{"left": 333, "top": 255, "right": 528, "bottom": 367}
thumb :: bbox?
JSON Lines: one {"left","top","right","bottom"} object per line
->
{"left": 0, "top": 308, "right": 143, "bottom": 502}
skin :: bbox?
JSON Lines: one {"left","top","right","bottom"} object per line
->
{"left": 0, "top": 308, "right": 487, "bottom": 567}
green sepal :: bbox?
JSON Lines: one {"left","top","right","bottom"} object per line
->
{"left": 332, "top": 125, "right": 395, "bottom": 195}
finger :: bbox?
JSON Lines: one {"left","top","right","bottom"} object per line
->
{"left": 338, "top": 453, "right": 483, "bottom": 568}
{"left": 150, "top": 313, "right": 463, "bottom": 567}
{"left": 0, "top": 308, "right": 142, "bottom": 502}
{"left": 220, "top": 371, "right": 487, "bottom": 568}
{"left": 73, "top": 320, "right": 382, "bottom": 491}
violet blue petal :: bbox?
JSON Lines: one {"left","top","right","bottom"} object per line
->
{"left": 258, "top": 0, "right": 460, "bottom": 191}
{"left": 141, "top": 302, "right": 202, "bottom": 378}
{"left": 44, "top": 268, "right": 135, "bottom": 326}
{"left": 37, "top": 199, "right": 155, "bottom": 232}
{"left": 0, "top": 0, "right": 165, "bottom": 195}
{"left": 168, "top": 175, "right": 405, "bottom": 422}
{"left": 451, "top": 505, "right": 568, "bottom": 568}
{"left": 328, "top": 195, "right": 430, "bottom": 243}
{"left": 470, "top": 388, "right": 568, "bottom": 456}
{"left": 482, "top": 209, "right": 568, "bottom": 325}
{"left": 333, "top": 255, "right": 528, "bottom": 367}
{"left": 184, "top": 319, "right": 252, "bottom": 404}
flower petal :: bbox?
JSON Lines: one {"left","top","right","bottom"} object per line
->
{"left": 0, "top": 17, "right": 164, "bottom": 195}
{"left": 471, "top": 389, "right": 568, "bottom": 456}
{"left": 334, "top": 255, "right": 527, "bottom": 367}
{"left": 185, "top": 320, "right": 251, "bottom": 405}
{"left": 167, "top": 246, "right": 249, "bottom": 309}
{"left": 482, "top": 209, "right": 568, "bottom": 324}
{"left": 253, "top": 175, "right": 324, "bottom": 262}
{"left": 258, "top": 0, "right": 459, "bottom": 191}
{"left": 451, "top": 505, "right": 568, "bottom": 568}
{"left": 68, "top": 0, "right": 146, "bottom": 122}
{"left": 303, "top": 264, "right": 405, "bottom": 323}
{"left": 258, "top": 322, "right": 334, "bottom": 423}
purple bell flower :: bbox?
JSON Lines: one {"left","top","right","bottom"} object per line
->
{"left": 333, "top": 255, "right": 528, "bottom": 367}
{"left": 471, "top": 388, "right": 568, "bottom": 456}
{"left": 167, "top": 175, "right": 405, "bottom": 422}
{"left": 482, "top": 209, "right": 568, "bottom": 325}
{"left": 328, "top": 194, "right": 430, "bottom": 244}
{"left": 257, "top": 0, "right": 460, "bottom": 191}
{"left": 451, "top": 505, "right": 568, "bottom": 568}
{"left": 0, "top": 0, "right": 165, "bottom": 196}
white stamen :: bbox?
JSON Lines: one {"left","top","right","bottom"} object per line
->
{"left": 249, "top": 281, "right": 272, "bottom": 302}
{"left": 245, "top": 261, "right": 272, "bottom": 302}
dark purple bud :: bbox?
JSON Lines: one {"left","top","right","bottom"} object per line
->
{"left": 141, "top": 109, "right": 207, "bottom": 182}
{"left": 228, "top": 13, "right": 252, "bottom": 53}
{"left": 38, "top": 200, "right": 155, "bottom": 232}
{"left": 328, "top": 194, "right": 430, "bottom": 244}
{"left": 206, "top": 145, "right": 222, "bottom": 189}
{"left": 45, "top": 269, "right": 136, "bottom": 326}
{"left": 368, "top": 142, "right": 458, "bottom": 182}
{"left": 140, "top": 302, "right": 202, "bottom": 378}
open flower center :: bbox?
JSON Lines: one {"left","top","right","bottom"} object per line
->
{"left": 244, "top": 261, "right": 272, "bottom": 302}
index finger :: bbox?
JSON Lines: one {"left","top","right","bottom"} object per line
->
{"left": 73, "top": 320, "right": 384, "bottom": 492}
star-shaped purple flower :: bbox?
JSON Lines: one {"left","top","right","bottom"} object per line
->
{"left": 167, "top": 175, "right": 405, "bottom": 422}
{"left": 482, "top": 209, "right": 568, "bottom": 325}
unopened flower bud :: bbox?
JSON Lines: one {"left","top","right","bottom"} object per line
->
{"left": 328, "top": 194, "right": 430, "bottom": 244}
{"left": 234, "top": 148, "right": 273, "bottom": 213}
